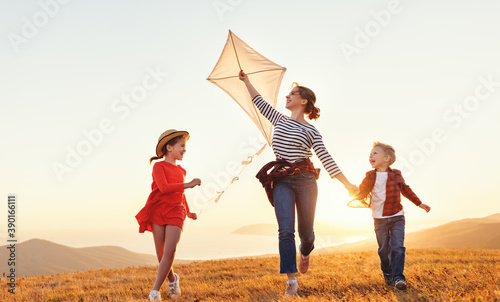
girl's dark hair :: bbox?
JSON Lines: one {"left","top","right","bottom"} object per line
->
{"left": 293, "top": 82, "right": 320, "bottom": 120}
{"left": 149, "top": 135, "right": 185, "bottom": 164}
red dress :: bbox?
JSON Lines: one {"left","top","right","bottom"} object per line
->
{"left": 136, "top": 161, "right": 191, "bottom": 232}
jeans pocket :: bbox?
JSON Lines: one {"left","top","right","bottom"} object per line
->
{"left": 298, "top": 172, "right": 315, "bottom": 180}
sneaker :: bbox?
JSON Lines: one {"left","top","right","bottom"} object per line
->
{"left": 168, "top": 273, "right": 181, "bottom": 298}
{"left": 284, "top": 280, "right": 299, "bottom": 297}
{"left": 148, "top": 289, "right": 161, "bottom": 301}
{"left": 394, "top": 280, "right": 407, "bottom": 290}
{"left": 298, "top": 253, "right": 310, "bottom": 274}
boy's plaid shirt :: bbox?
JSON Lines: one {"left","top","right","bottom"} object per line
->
{"left": 355, "top": 167, "right": 422, "bottom": 216}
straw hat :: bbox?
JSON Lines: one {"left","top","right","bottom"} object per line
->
{"left": 156, "top": 129, "right": 189, "bottom": 157}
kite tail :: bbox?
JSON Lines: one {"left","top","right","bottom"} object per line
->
{"left": 197, "top": 143, "right": 267, "bottom": 215}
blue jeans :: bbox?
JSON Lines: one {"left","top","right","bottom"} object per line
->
{"left": 273, "top": 172, "right": 318, "bottom": 274}
{"left": 374, "top": 215, "right": 406, "bottom": 282}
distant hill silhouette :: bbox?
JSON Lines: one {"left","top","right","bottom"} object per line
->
{"left": 232, "top": 223, "right": 276, "bottom": 236}
{"left": 232, "top": 221, "right": 371, "bottom": 237}
{"left": 405, "top": 213, "right": 500, "bottom": 249}
{"left": 315, "top": 213, "right": 500, "bottom": 254}
{"left": 0, "top": 239, "right": 159, "bottom": 277}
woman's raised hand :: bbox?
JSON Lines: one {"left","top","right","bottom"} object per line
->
{"left": 238, "top": 70, "right": 248, "bottom": 81}
{"left": 238, "top": 70, "right": 259, "bottom": 98}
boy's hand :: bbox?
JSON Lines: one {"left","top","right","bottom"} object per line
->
{"left": 419, "top": 203, "right": 431, "bottom": 213}
{"left": 187, "top": 212, "right": 198, "bottom": 220}
{"left": 346, "top": 184, "right": 359, "bottom": 197}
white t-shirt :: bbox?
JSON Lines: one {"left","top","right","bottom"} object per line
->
{"left": 371, "top": 171, "right": 404, "bottom": 219}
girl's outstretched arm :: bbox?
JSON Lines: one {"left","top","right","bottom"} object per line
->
{"left": 184, "top": 178, "right": 201, "bottom": 189}
{"left": 239, "top": 70, "right": 259, "bottom": 98}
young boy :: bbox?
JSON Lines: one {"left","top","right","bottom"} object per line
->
{"left": 353, "top": 142, "right": 431, "bottom": 290}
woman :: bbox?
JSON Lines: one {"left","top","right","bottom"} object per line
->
{"left": 239, "top": 70, "right": 357, "bottom": 297}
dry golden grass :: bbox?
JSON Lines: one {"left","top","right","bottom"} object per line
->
{"left": 1, "top": 249, "right": 499, "bottom": 301}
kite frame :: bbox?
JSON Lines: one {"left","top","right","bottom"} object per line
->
{"left": 207, "top": 30, "right": 286, "bottom": 146}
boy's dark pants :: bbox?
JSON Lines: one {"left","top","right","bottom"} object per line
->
{"left": 374, "top": 215, "right": 406, "bottom": 282}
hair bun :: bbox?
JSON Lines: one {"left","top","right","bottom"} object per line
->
{"left": 308, "top": 106, "right": 320, "bottom": 120}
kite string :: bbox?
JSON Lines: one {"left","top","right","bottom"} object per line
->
{"left": 197, "top": 143, "right": 267, "bottom": 215}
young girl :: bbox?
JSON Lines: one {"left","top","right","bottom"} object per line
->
{"left": 239, "top": 70, "right": 358, "bottom": 297}
{"left": 135, "top": 129, "right": 201, "bottom": 301}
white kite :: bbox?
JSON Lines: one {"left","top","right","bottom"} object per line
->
{"left": 198, "top": 30, "right": 286, "bottom": 211}
{"left": 207, "top": 30, "right": 287, "bottom": 146}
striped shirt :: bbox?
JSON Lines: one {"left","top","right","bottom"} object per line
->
{"left": 252, "top": 95, "right": 341, "bottom": 178}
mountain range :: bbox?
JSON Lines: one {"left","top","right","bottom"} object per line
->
{"left": 315, "top": 213, "right": 500, "bottom": 254}
{"left": 232, "top": 221, "right": 372, "bottom": 237}
{"left": 0, "top": 239, "right": 158, "bottom": 277}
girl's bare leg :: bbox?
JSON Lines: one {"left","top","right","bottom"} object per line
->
{"left": 151, "top": 224, "right": 176, "bottom": 282}
{"left": 151, "top": 223, "right": 166, "bottom": 262}
{"left": 152, "top": 225, "right": 182, "bottom": 291}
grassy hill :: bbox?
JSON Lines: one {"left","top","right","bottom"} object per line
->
{"left": 0, "top": 239, "right": 158, "bottom": 277}
{"left": 1, "top": 249, "right": 498, "bottom": 301}
{"left": 3, "top": 214, "right": 499, "bottom": 280}
{"left": 316, "top": 213, "right": 500, "bottom": 254}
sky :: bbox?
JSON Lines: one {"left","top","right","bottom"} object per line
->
{"left": 1, "top": 0, "right": 499, "bottom": 259}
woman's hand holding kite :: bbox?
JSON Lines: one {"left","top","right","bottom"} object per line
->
{"left": 238, "top": 70, "right": 259, "bottom": 99}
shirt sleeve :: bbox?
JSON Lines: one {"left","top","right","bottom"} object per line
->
{"left": 152, "top": 163, "right": 185, "bottom": 194}
{"left": 400, "top": 176, "right": 422, "bottom": 206}
{"left": 354, "top": 173, "right": 369, "bottom": 199}
{"left": 308, "top": 128, "right": 341, "bottom": 177}
{"left": 252, "top": 95, "right": 284, "bottom": 126}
